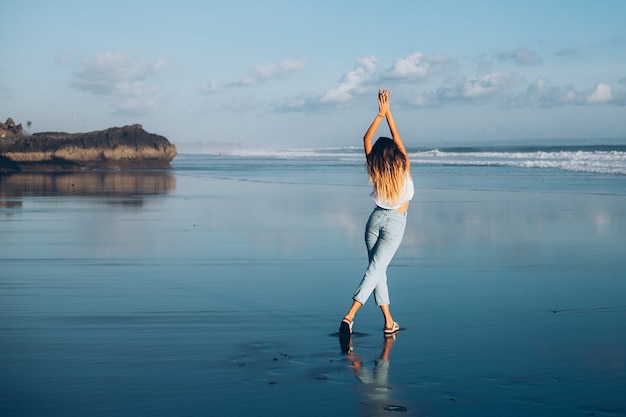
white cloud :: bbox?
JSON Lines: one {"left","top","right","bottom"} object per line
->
{"left": 72, "top": 51, "right": 166, "bottom": 116}
{"left": 496, "top": 48, "right": 542, "bottom": 66}
{"left": 320, "top": 56, "right": 377, "bottom": 104}
{"left": 507, "top": 78, "right": 623, "bottom": 108}
{"left": 586, "top": 83, "right": 613, "bottom": 104}
{"left": 517, "top": 77, "right": 563, "bottom": 107}
{"left": 412, "top": 71, "right": 521, "bottom": 106}
{"left": 248, "top": 58, "right": 306, "bottom": 82}
{"left": 506, "top": 77, "right": 572, "bottom": 108}
{"left": 269, "top": 95, "right": 314, "bottom": 113}
{"left": 200, "top": 58, "right": 307, "bottom": 93}
{"left": 464, "top": 73, "right": 507, "bottom": 97}
{"left": 405, "top": 71, "right": 626, "bottom": 110}
{"left": 260, "top": 49, "right": 626, "bottom": 114}
{"left": 270, "top": 56, "right": 378, "bottom": 113}
{"left": 382, "top": 53, "right": 451, "bottom": 81}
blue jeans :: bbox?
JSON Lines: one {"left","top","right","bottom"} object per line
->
{"left": 353, "top": 207, "right": 407, "bottom": 306}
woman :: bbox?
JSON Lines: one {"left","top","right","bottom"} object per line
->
{"left": 339, "top": 89, "right": 413, "bottom": 336}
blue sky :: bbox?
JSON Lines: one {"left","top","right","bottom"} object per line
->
{"left": 2, "top": 0, "right": 625, "bottom": 149}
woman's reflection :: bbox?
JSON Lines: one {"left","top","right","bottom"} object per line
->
{"left": 339, "top": 333, "right": 408, "bottom": 413}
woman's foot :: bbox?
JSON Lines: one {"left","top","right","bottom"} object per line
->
{"left": 383, "top": 321, "right": 400, "bottom": 335}
{"left": 339, "top": 318, "right": 353, "bottom": 335}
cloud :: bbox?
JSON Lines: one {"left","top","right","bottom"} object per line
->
{"left": 382, "top": 53, "right": 452, "bottom": 81}
{"left": 246, "top": 58, "right": 306, "bottom": 83}
{"left": 270, "top": 56, "right": 377, "bottom": 112}
{"left": 319, "top": 56, "right": 377, "bottom": 104}
{"left": 72, "top": 51, "right": 166, "bottom": 116}
{"left": 555, "top": 47, "right": 581, "bottom": 57}
{"left": 200, "top": 58, "right": 306, "bottom": 93}
{"left": 260, "top": 49, "right": 626, "bottom": 114}
{"left": 496, "top": 48, "right": 542, "bottom": 66}
{"left": 409, "top": 71, "right": 523, "bottom": 107}
{"left": 406, "top": 73, "right": 626, "bottom": 109}
{"left": 585, "top": 82, "right": 614, "bottom": 104}
{"left": 507, "top": 78, "right": 624, "bottom": 108}
{"left": 507, "top": 77, "right": 566, "bottom": 108}
{"left": 269, "top": 95, "right": 317, "bottom": 113}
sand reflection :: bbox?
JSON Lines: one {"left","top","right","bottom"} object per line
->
{"left": 0, "top": 171, "right": 175, "bottom": 206}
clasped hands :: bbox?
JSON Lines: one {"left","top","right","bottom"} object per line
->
{"left": 377, "top": 88, "right": 391, "bottom": 117}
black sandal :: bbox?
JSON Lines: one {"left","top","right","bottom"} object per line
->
{"left": 339, "top": 319, "right": 353, "bottom": 335}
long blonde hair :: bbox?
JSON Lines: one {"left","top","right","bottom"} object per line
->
{"left": 366, "top": 137, "right": 408, "bottom": 204}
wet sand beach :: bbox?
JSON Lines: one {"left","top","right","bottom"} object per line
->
{"left": 1, "top": 169, "right": 625, "bottom": 416}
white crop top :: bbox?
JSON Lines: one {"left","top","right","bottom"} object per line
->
{"left": 371, "top": 173, "right": 414, "bottom": 209}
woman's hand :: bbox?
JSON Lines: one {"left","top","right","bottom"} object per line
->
{"left": 364, "top": 88, "right": 393, "bottom": 156}
{"left": 378, "top": 89, "right": 390, "bottom": 117}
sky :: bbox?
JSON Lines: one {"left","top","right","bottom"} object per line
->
{"left": 1, "top": 0, "right": 625, "bottom": 150}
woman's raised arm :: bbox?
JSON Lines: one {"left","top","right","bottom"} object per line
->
{"left": 384, "top": 100, "right": 410, "bottom": 170}
{"left": 363, "top": 90, "right": 409, "bottom": 169}
{"left": 363, "top": 89, "right": 389, "bottom": 156}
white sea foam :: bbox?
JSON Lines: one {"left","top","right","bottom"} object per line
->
{"left": 408, "top": 150, "right": 626, "bottom": 175}
{"left": 177, "top": 143, "right": 626, "bottom": 175}
{"left": 178, "top": 143, "right": 363, "bottom": 160}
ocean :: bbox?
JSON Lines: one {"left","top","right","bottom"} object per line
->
{"left": 2, "top": 142, "right": 625, "bottom": 416}
{"left": 174, "top": 143, "right": 626, "bottom": 194}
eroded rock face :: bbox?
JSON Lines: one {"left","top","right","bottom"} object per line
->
{"left": 0, "top": 118, "right": 23, "bottom": 137}
{"left": 0, "top": 123, "right": 177, "bottom": 172}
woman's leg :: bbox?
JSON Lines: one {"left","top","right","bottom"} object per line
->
{"left": 379, "top": 304, "right": 396, "bottom": 331}
{"left": 341, "top": 209, "right": 381, "bottom": 329}
{"left": 353, "top": 210, "right": 406, "bottom": 306}
{"left": 342, "top": 209, "right": 406, "bottom": 332}
{"left": 342, "top": 300, "right": 362, "bottom": 323}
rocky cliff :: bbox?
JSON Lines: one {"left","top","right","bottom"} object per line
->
{"left": 0, "top": 121, "right": 177, "bottom": 172}
{"left": 0, "top": 118, "right": 23, "bottom": 137}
